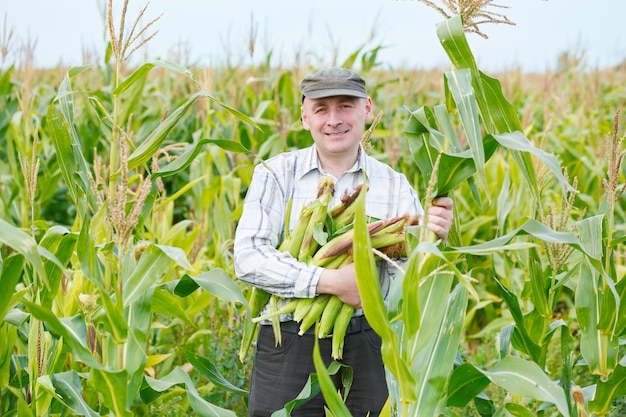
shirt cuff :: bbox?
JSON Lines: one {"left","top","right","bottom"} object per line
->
{"left": 294, "top": 265, "right": 323, "bottom": 298}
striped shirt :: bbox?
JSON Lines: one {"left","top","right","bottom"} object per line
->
{"left": 233, "top": 144, "right": 423, "bottom": 316}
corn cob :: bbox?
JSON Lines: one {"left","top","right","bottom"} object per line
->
{"left": 329, "top": 184, "right": 364, "bottom": 230}
{"left": 242, "top": 177, "right": 418, "bottom": 358}
{"left": 298, "top": 176, "right": 334, "bottom": 261}
{"left": 252, "top": 298, "right": 299, "bottom": 323}
{"left": 238, "top": 286, "right": 271, "bottom": 362}
{"left": 312, "top": 215, "right": 410, "bottom": 266}
{"left": 298, "top": 294, "right": 331, "bottom": 335}
{"left": 278, "top": 204, "right": 315, "bottom": 258}
{"left": 293, "top": 297, "right": 315, "bottom": 323}
{"left": 269, "top": 294, "right": 282, "bottom": 346}
{"left": 240, "top": 177, "right": 336, "bottom": 349}
{"left": 317, "top": 295, "right": 344, "bottom": 338}
{"left": 331, "top": 303, "right": 355, "bottom": 359}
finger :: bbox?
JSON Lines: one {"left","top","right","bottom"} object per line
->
{"left": 432, "top": 196, "right": 453, "bottom": 209}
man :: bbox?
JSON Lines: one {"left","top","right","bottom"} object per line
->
{"left": 234, "top": 67, "right": 453, "bottom": 416}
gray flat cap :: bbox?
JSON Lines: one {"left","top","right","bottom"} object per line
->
{"left": 300, "top": 68, "right": 368, "bottom": 101}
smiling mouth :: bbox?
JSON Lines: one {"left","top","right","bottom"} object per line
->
{"left": 326, "top": 130, "right": 348, "bottom": 137}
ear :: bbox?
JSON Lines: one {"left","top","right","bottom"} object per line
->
{"left": 364, "top": 97, "right": 374, "bottom": 122}
{"left": 300, "top": 105, "right": 311, "bottom": 130}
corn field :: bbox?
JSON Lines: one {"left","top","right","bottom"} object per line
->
{"left": 1, "top": 3, "right": 625, "bottom": 417}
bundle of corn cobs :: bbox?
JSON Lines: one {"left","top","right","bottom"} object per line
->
{"left": 239, "top": 176, "right": 419, "bottom": 361}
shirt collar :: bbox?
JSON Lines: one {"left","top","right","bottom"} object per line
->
{"left": 295, "top": 144, "right": 367, "bottom": 181}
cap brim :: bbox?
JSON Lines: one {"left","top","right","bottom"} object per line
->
{"left": 302, "top": 88, "right": 368, "bottom": 100}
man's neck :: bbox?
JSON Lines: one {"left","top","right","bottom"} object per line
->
{"left": 317, "top": 146, "right": 361, "bottom": 178}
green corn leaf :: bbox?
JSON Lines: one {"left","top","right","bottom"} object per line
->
{"left": 436, "top": 15, "right": 522, "bottom": 134}
{"left": 173, "top": 269, "right": 248, "bottom": 307}
{"left": 87, "top": 96, "right": 113, "bottom": 132}
{"left": 0, "top": 218, "right": 48, "bottom": 289}
{"left": 49, "top": 73, "right": 97, "bottom": 216}
{"left": 437, "top": 141, "right": 499, "bottom": 196}
{"left": 141, "top": 367, "right": 236, "bottom": 417}
{"left": 50, "top": 371, "right": 99, "bottom": 417}
{"left": 125, "top": 288, "right": 153, "bottom": 401}
{"left": 0, "top": 322, "right": 18, "bottom": 388}
{"left": 153, "top": 176, "right": 208, "bottom": 212}
{"left": 183, "top": 350, "right": 248, "bottom": 396}
{"left": 575, "top": 260, "right": 619, "bottom": 377}
{"left": 589, "top": 364, "right": 626, "bottom": 415}
{"left": 153, "top": 138, "right": 253, "bottom": 179}
{"left": 436, "top": 16, "right": 548, "bottom": 204}
{"left": 400, "top": 245, "right": 424, "bottom": 337}
{"left": 528, "top": 247, "right": 551, "bottom": 319}
{"left": 556, "top": 319, "right": 577, "bottom": 414}
{"left": 611, "top": 277, "right": 626, "bottom": 336}
{"left": 22, "top": 302, "right": 100, "bottom": 368}
{"left": 581, "top": 215, "right": 621, "bottom": 335}
{"left": 151, "top": 286, "right": 193, "bottom": 325}
{"left": 446, "top": 363, "right": 490, "bottom": 408}
{"left": 271, "top": 361, "right": 346, "bottom": 417}
{"left": 352, "top": 171, "right": 417, "bottom": 403}
{"left": 490, "top": 131, "right": 568, "bottom": 195}
{"left": 445, "top": 69, "right": 487, "bottom": 192}
{"left": 433, "top": 103, "right": 462, "bottom": 152}
{"left": 94, "top": 287, "right": 128, "bottom": 344}
{"left": 576, "top": 215, "right": 620, "bottom": 376}
{"left": 76, "top": 212, "right": 105, "bottom": 290}
{"left": 404, "top": 105, "right": 499, "bottom": 198}
{"left": 39, "top": 226, "right": 77, "bottom": 309}
{"left": 479, "top": 355, "right": 570, "bottom": 417}
{"left": 404, "top": 106, "right": 444, "bottom": 191}
{"left": 496, "top": 171, "right": 513, "bottom": 233}
{"left": 122, "top": 244, "right": 181, "bottom": 306}
{"left": 411, "top": 283, "right": 468, "bottom": 415}
{"left": 413, "top": 273, "right": 455, "bottom": 355}
{"left": 126, "top": 91, "right": 258, "bottom": 174}
{"left": 90, "top": 369, "right": 131, "bottom": 417}
{"left": 505, "top": 402, "right": 538, "bottom": 417}
{"left": 492, "top": 276, "right": 542, "bottom": 363}
{"left": 450, "top": 219, "right": 603, "bottom": 271}
{"left": 312, "top": 324, "right": 352, "bottom": 417}
{"left": 114, "top": 59, "right": 198, "bottom": 97}
{"left": 0, "top": 254, "right": 25, "bottom": 322}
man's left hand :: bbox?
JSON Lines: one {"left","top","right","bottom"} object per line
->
{"left": 427, "top": 196, "right": 454, "bottom": 243}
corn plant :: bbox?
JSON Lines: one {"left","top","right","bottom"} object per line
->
{"left": 0, "top": 1, "right": 257, "bottom": 415}
{"left": 311, "top": 11, "right": 625, "bottom": 417}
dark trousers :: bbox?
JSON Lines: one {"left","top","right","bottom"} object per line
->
{"left": 247, "top": 318, "right": 388, "bottom": 417}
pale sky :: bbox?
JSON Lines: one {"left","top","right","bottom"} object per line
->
{"left": 1, "top": 0, "right": 624, "bottom": 72}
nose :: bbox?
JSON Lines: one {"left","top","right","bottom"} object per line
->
{"left": 326, "top": 108, "right": 343, "bottom": 126}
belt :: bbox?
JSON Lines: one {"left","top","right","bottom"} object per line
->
{"left": 276, "top": 315, "right": 372, "bottom": 335}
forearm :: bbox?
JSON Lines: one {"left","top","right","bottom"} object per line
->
{"left": 234, "top": 232, "right": 323, "bottom": 298}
